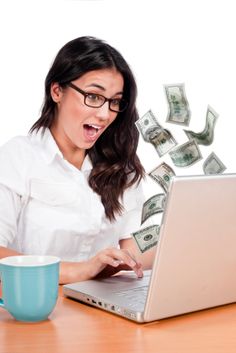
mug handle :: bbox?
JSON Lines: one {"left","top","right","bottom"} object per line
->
{"left": 0, "top": 269, "right": 5, "bottom": 308}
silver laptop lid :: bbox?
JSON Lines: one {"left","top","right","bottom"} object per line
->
{"left": 144, "top": 173, "right": 236, "bottom": 321}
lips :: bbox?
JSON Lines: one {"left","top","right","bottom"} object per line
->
{"left": 83, "top": 123, "right": 104, "bottom": 142}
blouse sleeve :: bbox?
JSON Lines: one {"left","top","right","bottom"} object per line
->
{"left": 116, "top": 178, "right": 146, "bottom": 241}
{"left": 0, "top": 137, "right": 26, "bottom": 247}
{"left": 0, "top": 184, "right": 21, "bottom": 247}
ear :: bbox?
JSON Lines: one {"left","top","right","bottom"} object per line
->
{"left": 50, "top": 82, "right": 63, "bottom": 103}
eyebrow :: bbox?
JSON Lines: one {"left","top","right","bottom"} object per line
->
{"left": 85, "top": 83, "right": 123, "bottom": 95}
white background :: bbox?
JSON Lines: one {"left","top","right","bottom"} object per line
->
{"left": 0, "top": 0, "right": 235, "bottom": 198}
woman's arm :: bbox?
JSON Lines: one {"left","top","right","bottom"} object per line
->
{"left": 0, "top": 246, "right": 21, "bottom": 258}
{"left": 59, "top": 247, "right": 143, "bottom": 284}
{"left": 0, "top": 246, "right": 91, "bottom": 284}
{"left": 0, "top": 245, "right": 143, "bottom": 285}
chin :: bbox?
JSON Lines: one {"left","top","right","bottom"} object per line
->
{"left": 81, "top": 141, "right": 96, "bottom": 149}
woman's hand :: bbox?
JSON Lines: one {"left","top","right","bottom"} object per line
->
{"left": 87, "top": 247, "right": 143, "bottom": 279}
{"left": 60, "top": 247, "right": 143, "bottom": 284}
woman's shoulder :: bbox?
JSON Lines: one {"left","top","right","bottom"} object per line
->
{"left": 0, "top": 134, "right": 36, "bottom": 195}
{"left": 0, "top": 133, "right": 32, "bottom": 150}
{"left": 0, "top": 134, "right": 35, "bottom": 162}
{"left": 0, "top": 127, "right": 52, "bottom": 159}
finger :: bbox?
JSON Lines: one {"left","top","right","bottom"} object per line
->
{"left": 134, "top": 264, "right": 143, "bottom": 278}
{"left": 122, "top": 249, "right": 143, "bottom": 278}
{"left": 99, "top": 254, "right": 121, "bottom": 268}
{"left": 107, "top": 248, "right": 143, "bottom": 278}
{"left": 122, "top": 249, "right": 142, "bottom": 270}
{"left": 116, "top": 262, "right": 143, "bottom": 278}
{"left": 105, "top": 248, "right": 138, "bottom": 269}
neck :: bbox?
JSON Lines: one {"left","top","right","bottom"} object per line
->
{"left": 50, "top": 125, "right": 85, "bottom": 170}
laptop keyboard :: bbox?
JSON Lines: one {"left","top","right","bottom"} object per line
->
{"left": 114, "top": 286, "right": 149, "bottom": 310}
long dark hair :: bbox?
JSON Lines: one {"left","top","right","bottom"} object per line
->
{"left": 30, "top": 36, "right": 145, "bottom": 221}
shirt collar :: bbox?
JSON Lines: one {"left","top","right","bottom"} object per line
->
{"left": 29, "top": 127, "right": 63, "bottom": 164}
{"left": 81, "top": 154, "right": 93, "bottom": 172}
{"left": 29, "top": 127, "right": 93, "bottom": 171}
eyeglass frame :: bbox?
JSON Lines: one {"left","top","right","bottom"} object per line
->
{"left": 67, "top": 82, "right": 128, "bottom": 113}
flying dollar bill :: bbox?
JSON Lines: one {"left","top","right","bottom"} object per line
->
{"left": 141, "top": 194, "right": 165, "bottom": 225}
{"left": 165, "top": 83, "right": 191, "bottom": 126}
{"left": 135, "top": 110, "right": 162, "bottom": 142}
{"left": 184, "top": 106, "right": 218, "bottom": 146}
{"left": 146, "top": 127, "right": 177, "bottom": 157}
{"left": 136, "top": 110, "right": 177, "bottom": 156}
{"left": 132, "top": 225, "right": 160, "bottom": 253}
{"left": 169, "top": 139, "right": 202, "bottom": 167}
{"left": 203, "top": 152, "right": 226, "bottom": 175}
{"left": 148, "top": 162, "right": 175, "bottom": 192}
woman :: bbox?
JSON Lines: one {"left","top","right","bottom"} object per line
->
{"left": 0, "top": 36, "right": 155, "bottom": 284}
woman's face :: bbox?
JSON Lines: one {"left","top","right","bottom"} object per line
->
{"left": 50, "top": 68, "right": 124, "bottom": 152}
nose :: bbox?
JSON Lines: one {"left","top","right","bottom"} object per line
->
{"left": 95, "top": 101, "right": 111, "bottom": 120}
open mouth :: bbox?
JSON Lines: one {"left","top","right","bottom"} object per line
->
{"left": 83, "top": 124, "right": 103, "bottom": 141}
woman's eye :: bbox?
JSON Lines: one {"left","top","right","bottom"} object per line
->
{"left": 87, "top": 94, "right": 100, "bottom": 101}
{"left": 111, "top": 99, "right": 120, "bottom": 106}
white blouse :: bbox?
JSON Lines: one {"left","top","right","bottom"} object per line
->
{"left": 0, "top": 128, "right": 145, "bottom": 261}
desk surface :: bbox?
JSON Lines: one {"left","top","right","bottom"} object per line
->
{"left": 1, "top": 286, "right": 236, "bottom": 353}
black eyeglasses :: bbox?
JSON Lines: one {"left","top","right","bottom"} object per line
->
{"left": 68, "top": 82, "right": 128, "bottom": 113}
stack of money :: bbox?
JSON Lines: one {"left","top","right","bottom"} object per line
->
{"left": 132, "top": 83, "right": 227, "bottom": 254}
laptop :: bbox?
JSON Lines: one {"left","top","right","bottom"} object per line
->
{"left": 63, "top": 173, "right": 236, "bottom": 322}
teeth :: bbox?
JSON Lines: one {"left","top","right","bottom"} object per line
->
{"left": 88, "top": 124, "right": 102, "bottom": 130}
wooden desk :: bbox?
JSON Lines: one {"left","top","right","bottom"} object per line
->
{"left": 1, "top": 286, "right": 236, "bottom": 353}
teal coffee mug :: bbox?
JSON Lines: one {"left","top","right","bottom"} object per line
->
{"left": 0, "top": 255, "right": 60, "bottom": 322}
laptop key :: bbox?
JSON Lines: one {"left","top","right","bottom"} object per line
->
{"left": 114, "top": 286, "right": 148, "bottom": 308}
